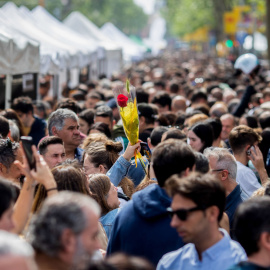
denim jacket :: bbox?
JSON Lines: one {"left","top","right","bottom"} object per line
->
{"left": 100, "top": 208, "right": 120, "bottom": 240}
{"left": 106, "top": 156, "right": 147, "bottom": 187}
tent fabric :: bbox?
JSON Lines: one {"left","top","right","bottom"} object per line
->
{"left": 64, "top": 11, "right": 123, "bottom": 77}
{"left": 30, "top": 6, "right": 98, "bottom": 69}
{"left": 1, "top": 2, "right": 95, "bottom": 74}
{"left": 101, "top": 22, "right": 145, "bottom": 61}
{"left": 63, "top": 11, "right": 119, "bottom": 51}
{"left": 0, "top": 24, "right": 39, "bottom": 75}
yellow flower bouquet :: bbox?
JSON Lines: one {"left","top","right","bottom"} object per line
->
{"left": 113, "top": 80, "right": 146, "bottom": 172}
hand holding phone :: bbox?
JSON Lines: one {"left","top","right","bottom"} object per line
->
{"left": 140, "top": 142, "right": 151, "bottom": 160}
{"left": 21, "top": 136, "right": 36, "bottom": 170}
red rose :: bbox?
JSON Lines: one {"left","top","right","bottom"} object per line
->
{"left": 117, "top": 94, "right": 128, "bottom": 107}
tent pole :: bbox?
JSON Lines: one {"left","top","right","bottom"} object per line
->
{"left": 5, "top": 74, "right": 12, "bottom": 109}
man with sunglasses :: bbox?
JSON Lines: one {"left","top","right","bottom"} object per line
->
{"left": 107, "top": 139, "right": 196, "bottom": 266}
{"left": 157, "top": 173, "right": 246, "bottom": 270}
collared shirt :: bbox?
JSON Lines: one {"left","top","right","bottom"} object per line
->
{"left": 229, "top": 261, "right": 270, "bottom": 270}
{"left": 157, "top": 229, "right": 247, "bottom": 270}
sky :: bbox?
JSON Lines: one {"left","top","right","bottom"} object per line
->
{"left": 133, "top": 0, "right": 156, "bottom": 14}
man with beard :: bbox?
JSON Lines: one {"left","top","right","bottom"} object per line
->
{"left": 48, "top": 109, "right": 83, "bottom": 161}
{"left": 28, "top": 192, "right": 101, "bottom": 270}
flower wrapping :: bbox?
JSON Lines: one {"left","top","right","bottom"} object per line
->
{"left": 113, "top": 80, "right": 145, "bottom": 171}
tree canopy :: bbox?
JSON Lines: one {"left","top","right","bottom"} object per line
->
{"left": 8, "top": 0, "right": 149, "bottom": 36}
{"left": 163, "top": 0, "right": 265, "bottom": 41}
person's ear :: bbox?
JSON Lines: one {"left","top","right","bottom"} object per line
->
{"left": 206, "top": 205, "right": 220, "bottom": 222}
{"left": 112, "top": 119, "right": 116, "bottom": 127}
{"left": 245, "top": 144, "right": 251, "bottom": 153}
{"left": 259, "top": 232, "right": 270, "bottom": 251}
{"left": 99, "top": 164, "right": 107, "bottom": 174}
{"left": 139, "top": 116, "right": 146, "bottom": 124}
{"left": 147, "top": 137, "right": 153, "bottom": 149}
{"left": 51, "top": 126, "right": 58, "bottom": 136}
{"left": 60, "top": 228, "right": 76, "bottom": 254}
{"left": 221, "top": 170, "right": 229, "bottom": 181}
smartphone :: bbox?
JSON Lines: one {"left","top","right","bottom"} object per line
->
{"left": 21, "top": 136, "right": 36, "bottom": 170}
{"left": 247, "top": 146, "right": 256, "bottom": 159}
{"left": 140, "top": 142, "right": 151, "bottom": 160}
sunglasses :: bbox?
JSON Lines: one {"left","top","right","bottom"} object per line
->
{"left": 167, "top": 206, "right": 206, "bottom": 221}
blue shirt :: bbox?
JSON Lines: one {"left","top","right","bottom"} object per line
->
{"left": 106, "top": 155, "right": 147, "bottom": 187}
{"left": 157, "top": 229, "right": 247, "bottom": 270}
{"left": 100, "top": 208, "right": 120, "bottom": 240}
{"left": 74, "top": 147, "right": 83, "bottom": 162}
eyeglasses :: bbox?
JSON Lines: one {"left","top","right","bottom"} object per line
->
{"left": 211, "top": 169, "right": 230, "bottom": 174}
{"left": 167, "top": 206, "right": 206, "bottom": 221}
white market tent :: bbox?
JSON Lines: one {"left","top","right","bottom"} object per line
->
{"left": 30, "top": 6, "right": 98, "bottom": 69}
{"left": 101, "top": 22, "right": 145, "bottom": 62}
{"left": 0, "top": 24, "right": 40, "bottom": 108}
{"left": 29, "top": 5, "right": 100, "bottom": 91}
{"left": 63, "top": 12, "right": 123, "bottom": 78}
{"left": 1, "top": 2, "right": 90, "bottom": 74}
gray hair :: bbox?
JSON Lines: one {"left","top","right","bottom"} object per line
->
{"left": 204, "top": 147, "right": 237, "bottom": 180}
{"left": 28, "top": 191, "right": 100, "bottom": 257}
{"left": 8, "top": 120, "right": 20, "bottom": 142}
{"left": 0, "top": 230, "right": 34, "bottom": 257}
{"left": 0, "top": 139, "right": 19, "bottom": 168}
{"left": 48, "top": 109, "right": 78, "bottom": 136}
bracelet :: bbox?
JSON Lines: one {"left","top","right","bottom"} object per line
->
{"left": 46, "top": 187, "right": 57, "bottom": 193}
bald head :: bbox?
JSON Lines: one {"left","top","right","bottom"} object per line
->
{"left": 209, "top": 102, "right": 228, "bottom": 118}
{"left": 220, "top": 114, "right": 236, "bottom": 140}
{"left": 171, "top": 96, "right": 187, "bottom": 113}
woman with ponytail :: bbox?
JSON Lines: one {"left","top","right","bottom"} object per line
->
{"left": 83, "top": 139, "right": 140, "bottom": 201}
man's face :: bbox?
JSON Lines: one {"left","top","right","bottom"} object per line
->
{"left": 95, "top": 116, "right": 112, "bottom": 131}
{"left": 72, "top": 209, "right": 100, "bottom": 268}
{"left": 16, "top": 111, "right": 32, "bottom": 127}
{"left": 83, "top": 154, "right": 101, "bottom": 175}
{"left": 42, "top": 144, "right": 66, "bottom": 169}
{"left": 0, "top": 202, "right": 15, "bottom": 232}
{"left": 86, "top": 98, "right": 99, "bottom": 109}
{"left": 79, "top": 118, "right": 90, "bottom": 136}
{"left": 221, "top": 117, "right": 234, "bottom": 140}
{"left": 55, "top": 119, "right": 81, "bottom": 148}
{"left": 170, "top": 194, "right": 209, "bottom": 244}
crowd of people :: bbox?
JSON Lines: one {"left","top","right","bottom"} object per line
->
{"left": 2, "top": 52, "right": 270, "bottom": 270}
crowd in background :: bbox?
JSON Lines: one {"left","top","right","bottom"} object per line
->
{"left": 2, "top": 51, "right": 270, "bottom": 270}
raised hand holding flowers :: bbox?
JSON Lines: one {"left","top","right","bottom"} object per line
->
{"left": 113, "top": 80, "right": 146, "bottom": 173}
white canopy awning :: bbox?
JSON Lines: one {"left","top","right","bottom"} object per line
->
{"left": 101, "top": 22, "right": 145, "bottom": 61}
{"left": 0, "top": 24, "right": 39, "bottom": 75}
{"left": 63, "top": 11, "right": 123, "bottom": 77}
{"left": 1, "top": 3, "right": 91, "bottom": 74}
{"left": 30, "top": 6, "right": 98, "bottom": 69}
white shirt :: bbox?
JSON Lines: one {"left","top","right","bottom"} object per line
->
{"left": 236, "top": 161, "right": 261, "bottom": 197}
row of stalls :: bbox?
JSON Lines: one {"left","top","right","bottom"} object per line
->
{"left": 0, "top": 2, "right": 146, "bottom": 109}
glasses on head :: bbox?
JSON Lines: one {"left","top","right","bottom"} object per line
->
{"left": 211, "top": 169, "right": 230, "bottom": 175}
{"left": 167, "top": 206, "right": 206, "bottom": 221}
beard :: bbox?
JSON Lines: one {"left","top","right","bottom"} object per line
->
{"left": 71, "top": 237, "right": 92, "bottom": 270}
